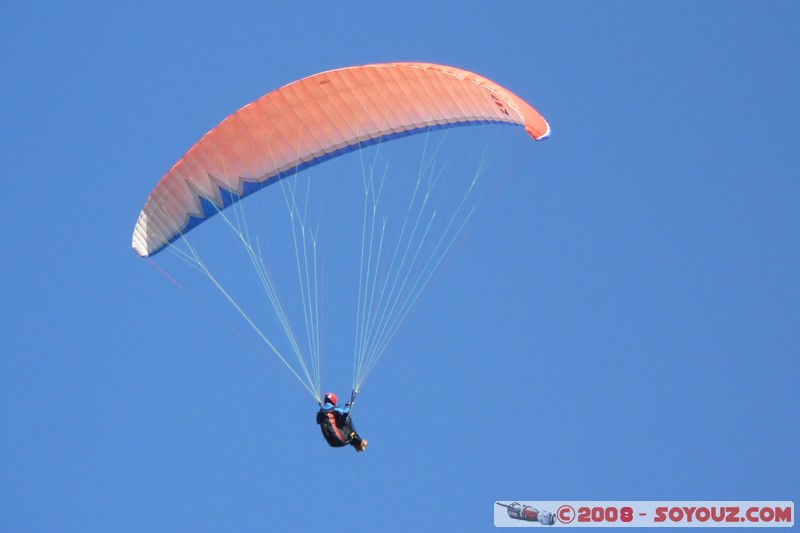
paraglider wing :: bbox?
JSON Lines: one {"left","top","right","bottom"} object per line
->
{"left": 132, "top": 62, "right": 550, "bottom": 257}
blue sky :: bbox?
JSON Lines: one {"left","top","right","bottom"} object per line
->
{"left": 2, "top": 2, "right": 798, "bottom": 531}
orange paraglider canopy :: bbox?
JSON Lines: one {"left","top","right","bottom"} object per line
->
{"left": 132, "top": 62, "right": 549, "bottom": 257}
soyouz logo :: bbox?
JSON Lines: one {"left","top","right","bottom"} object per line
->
{"left": 496, "top": 502, "right": 556, "bottom": 525}
{"left": 494, "top": 501, "right": 794, "bottom": 527}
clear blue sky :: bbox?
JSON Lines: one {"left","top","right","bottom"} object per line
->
{"left": 2, "top": 2, "right": 798, "bottom": 531}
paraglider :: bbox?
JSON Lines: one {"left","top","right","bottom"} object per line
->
{"left": 132, "top": 62, "right": 549, "bottom": 444}
{"left": 316, "top": 392, "right": 367, "bottom": 452}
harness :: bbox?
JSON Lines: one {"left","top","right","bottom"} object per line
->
{"left": 316, "top": 409, "right": 350, "bottom": 447}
